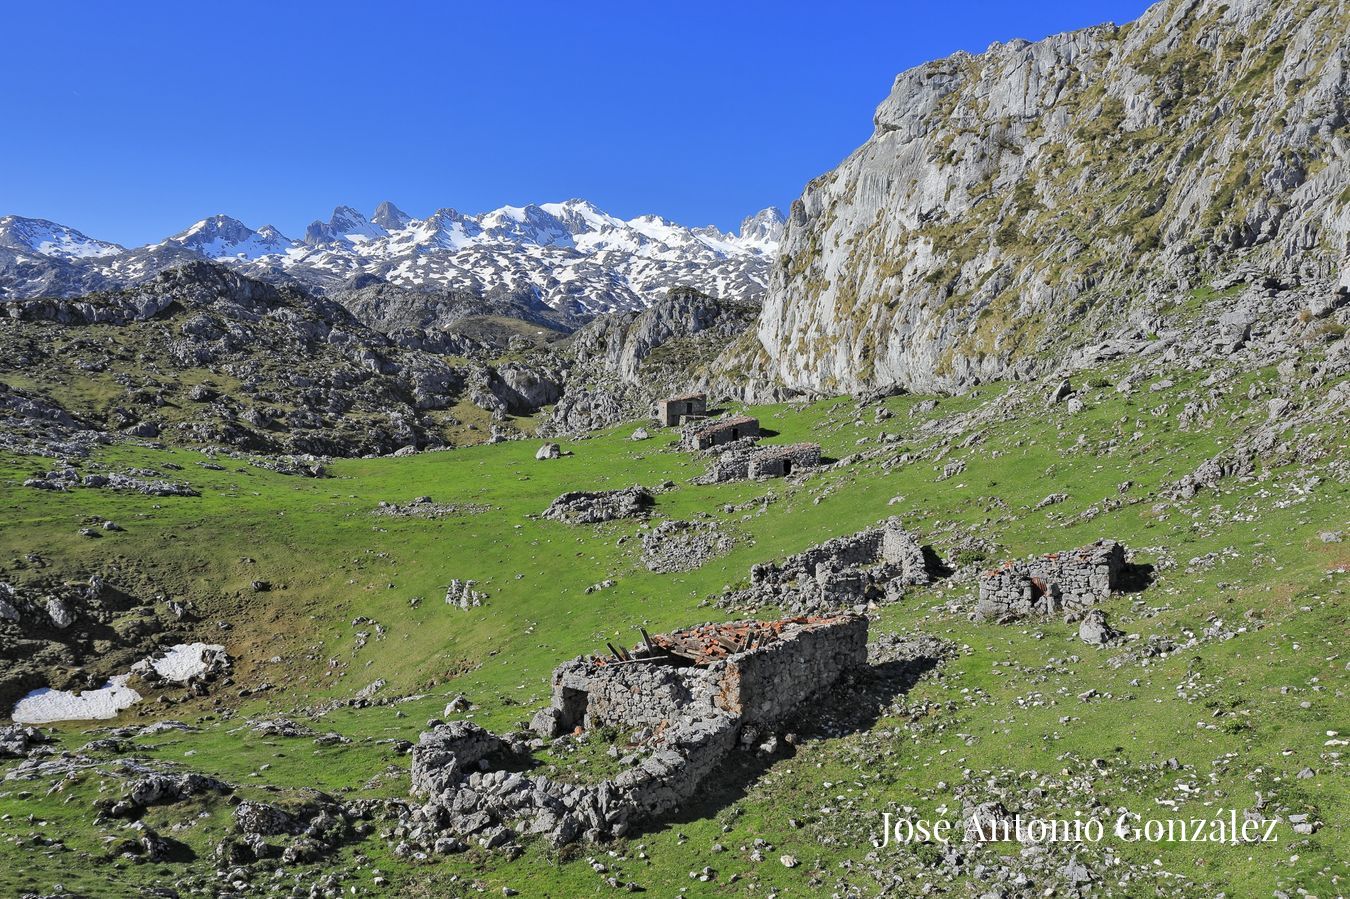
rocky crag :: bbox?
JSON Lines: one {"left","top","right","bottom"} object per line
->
{"left": 737, "top": 0, "right": 1349, "bottom": 397}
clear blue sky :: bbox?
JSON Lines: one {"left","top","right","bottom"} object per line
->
{"left": 1, "top": 0, "right": 1153, "bottom": 247}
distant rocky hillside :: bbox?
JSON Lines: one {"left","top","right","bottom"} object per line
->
{"left": 541, "top": 286, "right": 760, "bottom": 434}
{"left": 0, "top": 263, "right": 476, "bottom": 457}
{"left": 0, "top": 201, "right": 784, "bottom": 317}
{"left": 744, "top": 0, "right": 1349, "bottom": 395}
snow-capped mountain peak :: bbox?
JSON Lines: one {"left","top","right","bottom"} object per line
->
{"left": 1, "top": 199, "right": 783, "bottom": 313}
{"left": 735, "top": 207, "right": 786, "bottom": 251}
{"left": 305, "top": 206, "right": 387, "bottom": 247}
{"left": 0, "top": 215, "right": 124, "bottom": 260}
{"left": 371, "top": 200, "right": 411, "bottom": 231}
{"left": 159, "top": 215, "right": 299, "bottom": 261}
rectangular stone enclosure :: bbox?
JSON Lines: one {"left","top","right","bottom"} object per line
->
{"left": 975, "top": 539, "right": 1128, "bottom": 622}
{"left": 689, "top": 415, "right": 760, "bottom": 450}
{"left": 540, "top": 615, "right": 867, "bottom": 736}
{"left": 656, "top": 392, "right": 707, "bottom": 427}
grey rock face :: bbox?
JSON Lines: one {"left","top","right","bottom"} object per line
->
{"left": 747, "top": 0, "right": 1350, "bottom": 396}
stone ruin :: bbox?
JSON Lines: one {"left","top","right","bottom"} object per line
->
{"left": 695, "top": 441, "right": 822, "bottom": 484}
{"left": 684, "top": 414, "right": 760, "bottom": 450}
{"left": 541, "top": 486, "right": 654, "bottom": 524}
{"left": 408, "top": 615, "right": 866, "bottom": 849}
{"left": 974, "top": 539, "right": 1129, "bottom": 623}
{"left": 655, "top": 392, "right": 706, "bottom": 427}
{"left": 720, "top": 517, "right": 948, "bottom": 615}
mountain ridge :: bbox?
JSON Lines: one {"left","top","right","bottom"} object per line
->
{"left": 0, "top": 201, "right": 785, "bottom": 316}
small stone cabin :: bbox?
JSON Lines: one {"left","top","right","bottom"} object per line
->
{"left": 975, "top": 539, "right": 1128, "bottom": 622}
{"left": 656, "top": 392, "right": 707, "bottom": 427}
{"left": 535, "top": 614, "right": 867, "bottom": 737}
{"left": 690, "top": 414, "right": 760, "bottom": 450}
{"left": 748, "top": 442, "right": 821, "bottom": 478}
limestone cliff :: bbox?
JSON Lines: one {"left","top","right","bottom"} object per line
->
{"left": 748, "top": 0, "right": 1350, "bottom": 395}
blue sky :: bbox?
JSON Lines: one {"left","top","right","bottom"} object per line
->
{"left": 2, "top": 0, "right": 1152, "bottom": 247}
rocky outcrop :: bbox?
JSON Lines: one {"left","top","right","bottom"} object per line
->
{"left": 747, "top": 0, "right": 1350, "bottom": 396}
{"left": 541, "top": 287, "right": 759, "bottom": 434}
{"left": 0, "top": 262, "right": 475, "bottom": 456}
{"left": 542, "top": 487, "right": 654, "bottom": 524}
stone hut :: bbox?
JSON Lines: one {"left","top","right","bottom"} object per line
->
{"left": 975, "top": 539, "right": 1128, "bottom": 622}
{"left": 536, "top": 614, "right": 867, "bottom": 737}
{"left": 748, "top": 442, "right": 821, "bottom": 478}
{"left": 688, "top": 414, "right": 760, "bottom": 450}
{"left": 408, "top": 615, "right": 868, "bottom": 850}
{"left": 656, "top": 392, "right": 707, "bottom": 427}
{"left": 695, "top": 441, "right": 822, "bottom": 484}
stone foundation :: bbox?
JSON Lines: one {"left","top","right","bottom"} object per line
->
{"left": 721, "top": 517, "right": 947, "bottom": 614}
{"left": 541, "top": 486, "right": 654, "bottom": 524}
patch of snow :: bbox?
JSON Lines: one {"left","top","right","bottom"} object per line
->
{"left": 142, "top": 642, "right": 226, "bottom": 682}
{"left": 11, "top": 676, "right": 142, "bottom": 724}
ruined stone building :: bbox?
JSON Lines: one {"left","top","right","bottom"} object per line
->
{"left": 656, "top": 392, "right": 706, "bottom": 427}
{"left": 695, "top": 441, "right": 823, "bottom": 484}
{"left": 748, "top": 442, "right": 820, "bottom": 478}
{"left": 409, "top": 615, "right": 866, "bottom": 850}
{"left": 720, "top": 517, "right": 947, "bottom": 614}
{"left": 686, "top": 414, "right": 760, "bottom": 450}
{"left": 975, "top": 539, "right": 1128, "bottom": 622}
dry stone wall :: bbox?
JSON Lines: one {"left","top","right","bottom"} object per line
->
{"left": 975, "top": 539, "right": 1127, "bottom": 622}
{"left": 721, "top": 517, "right": 946, "bottom": 614}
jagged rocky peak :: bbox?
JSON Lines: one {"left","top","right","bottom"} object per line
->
{"left": 738, "top": 207, "right": 786, "bottom": 248}
{"left": 371, "top": 200, "right": 411, "bottom": 230}
{"left": 305, "top": 205, "right": 387, "bottom": 246}
{"left": 751, "top": 0, "right": 1350, "bottom": 396}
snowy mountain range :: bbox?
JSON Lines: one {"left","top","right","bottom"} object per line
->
{"left": 0, "top": 201, "right": 785, "bottom": 314}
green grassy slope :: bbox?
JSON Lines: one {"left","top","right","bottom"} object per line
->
{"left": 0, "top": 369, "right": 1345, "bottom": 896}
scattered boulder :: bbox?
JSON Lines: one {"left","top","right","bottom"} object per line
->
{"left": 535, "top": 443, "right": 561, "bottom": 460}
{"left": 1077, "top": 609, "right": 1123, "bottom": 646}
{"left": 542, "top": 486, "right": 654, "bottom": 524}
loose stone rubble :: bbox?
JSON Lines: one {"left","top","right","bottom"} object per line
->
{"left": 639, "top": 518, "right": 738, "bottom": 573}
{"left": 974, "top": 539, "right": 1135, "bottom": 623}
{"left": 373, "top": 496, "right": 492, "bottom": 518}
{"left": 720, "top": 517, "right": 948, "bottom": 614}
{"left": 23, "top": 466, "right": 200, "bottom": 497}
{"left": 444, "top": 579, "right": 487, "bottom": 609}
{"left": 542, "top": 486, "right": 654, "bottom": 524}
{"left": 406, "top": 615, "right": 866, "bottom": 850}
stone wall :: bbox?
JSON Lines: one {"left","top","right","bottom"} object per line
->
{"left": 716, "top": 615, "right": 867, "bottom": 725}
{"left": 974, "top": 539, "right": 1127, "bottom": 622}
{"left": 723, "top": 518, "right": 946, "bottom": 614}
